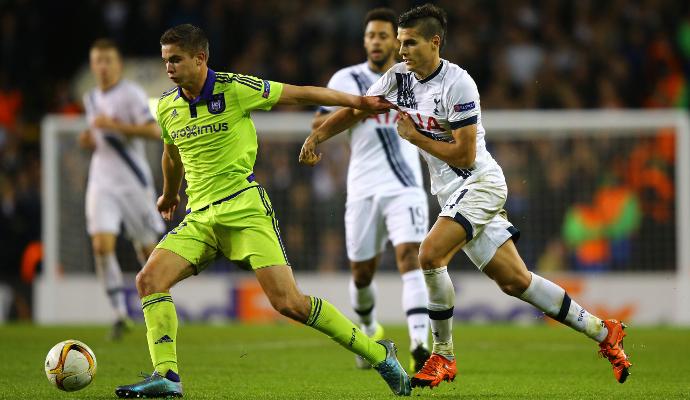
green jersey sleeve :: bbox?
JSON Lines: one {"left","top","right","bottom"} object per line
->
{"left": 156, "top": 96, "right": 174, "bottom": 144}
{"left": 160, "top": 124, "right": 173, "bottom": 144}
{"left": 232, "top": 74, "right": 284, "bottom": 113}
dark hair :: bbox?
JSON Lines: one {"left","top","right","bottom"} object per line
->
{"left": 398, "top": 3, "right": 447, "bottom": 49}
{"left": 90, "top": 38, "right": 121, "bottom": 56}
{"left": 160, "top": 24, "right": 210, "bottom": 59}
{"left": 364, "top": 8, "right": 397, "bottom": 33}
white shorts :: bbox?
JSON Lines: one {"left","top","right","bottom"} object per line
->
{"left": 85, "top": 184, "right": 165, "bottom": 246}
{"left": 345, "top": 188, "right": 428, "bottom": 262}
{"left": 438, "top": 169, "right": 520, "bottom": 269}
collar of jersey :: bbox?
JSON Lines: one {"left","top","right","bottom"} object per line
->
{"left": 176, "top": 68, "right": 216, "bottom": 104}
{"left": 416, "top": 60, "right": 445, "bottom": 84}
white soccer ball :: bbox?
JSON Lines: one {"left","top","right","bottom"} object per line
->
{"left": 44, "top": 340, "right": 97, "bottom": 391}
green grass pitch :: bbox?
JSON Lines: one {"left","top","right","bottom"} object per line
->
{"left": 0, "top": 323, "right": 687, "bottom": 399}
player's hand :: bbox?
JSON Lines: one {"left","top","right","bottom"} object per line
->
{"left": 78, "top": 129, "right": 95, "bottom": 149}
{"left": 93, "top": 115, "right": 119, "bottom": 131}
{"left": 357, "top": 95, "right": 397, "bottom": 114}
{"left": 299, "top": 135, "right": 322, "bottom": 166}
{"left": 157, "top": 194, "right": 180, "bottom": 221}
{"left": 396, "top": 112, "right": 418, "bottom": 141}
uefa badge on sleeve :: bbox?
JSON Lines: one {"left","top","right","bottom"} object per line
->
{"left": 454, "top": 101, "right": 475, "bottom": 112}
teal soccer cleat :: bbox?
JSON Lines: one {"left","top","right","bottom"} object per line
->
{"left": 373, "top": 339, "right": 412, "bottom": 396}
{"left": 115, "top": 370, "right": 183, "bottom": 398}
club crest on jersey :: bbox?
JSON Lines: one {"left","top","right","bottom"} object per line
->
{"left": 207, "top": 93, "right": 226, "bottom": 114}
{"left": 433, "top": 98, "right": 441, "bottom": 115}
{"left": 170, "top": 109, "right": 178, "bottom": 119}
{"left": 454, "top": 101, "right": 475, "bottom": 112}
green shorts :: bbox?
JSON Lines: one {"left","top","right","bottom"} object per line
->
{"left": 157, "top": 185, "right": 289, "bottom": 273}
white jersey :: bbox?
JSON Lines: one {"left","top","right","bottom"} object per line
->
{"left": 366, "top": 59, "right": 502, "bottom": 202}
{"left": 83, "top": 79, "right": 156, "bottom": 191}
{"left": 321, "top": 62, "right": 424, "bottom": 202}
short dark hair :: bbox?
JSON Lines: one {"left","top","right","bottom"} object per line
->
{"left": 398, "top": 3, "right": 447, "bottom": 49}
{"left": 160, "top": 24, "right": 210, "bottom": 59}
{"left": 91, "top": 38, "right": 121, "bottom": 56}
{"left": 364, "top": 8, "right": 397, "bottom": 33}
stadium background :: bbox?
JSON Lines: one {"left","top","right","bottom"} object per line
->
{"left": 0, "top": 0, "right": 689, "bottom": 324}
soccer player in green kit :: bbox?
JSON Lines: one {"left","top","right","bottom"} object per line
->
{"left": 114, "top": 24, "right": 411, "bottom": 398}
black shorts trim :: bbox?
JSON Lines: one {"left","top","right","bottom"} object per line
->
{"left": 452, "top": 213, "right": 474, "bottom": 242}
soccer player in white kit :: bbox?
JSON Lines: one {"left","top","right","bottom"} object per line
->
{"left": 301, "top": 3, "right": 632, "bottom": 389}
{"left": 80, "top": 39, "right": 165, "bottom": 340}
{"left": 310, "top": 8, "right": 431, "bottom": 373}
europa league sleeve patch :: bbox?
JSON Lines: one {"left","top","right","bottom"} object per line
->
{"left": 453, "top": 101, "right": 475, "bottom": 112}
{"left": 262, "top": 80, "right": 271, "bottom": 99}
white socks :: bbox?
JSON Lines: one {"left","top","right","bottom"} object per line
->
{"left": 423, "top": 266, "right": 455, "bottom": 358}
{"left": 519, "top": 272, "right": 608, "bottom": 342}
{"left": 94, "top": 253, "right": 127, "bottom": 320}
{"left": 401, "top": 269, "right": 430, "bottom": 349}
{"left": 351, "top": 270, "right": 431, "bottom": 350}
{"left": 349, "top": 279, "right": 377, "bottom": 336}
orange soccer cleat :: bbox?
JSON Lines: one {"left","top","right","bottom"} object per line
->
{"left": 410, "top": 353, "right": 457, "bottom": 388}
{"left": 598, "top": 319, "right": 632, "bottom": 383}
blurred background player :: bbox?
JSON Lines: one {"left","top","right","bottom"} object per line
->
{"left": 311, "top": 8, "right": 431, "bottom": 373}
{"left": 80, "top": 39, "right": 165, "bottom": 340}
{"left": 114, "top": 24, "right": 411, "bottom": 398}
{"left": 302, "top": 3, "right": 631, "bottom": 390}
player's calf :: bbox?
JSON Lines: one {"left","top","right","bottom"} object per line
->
{"left": 266, "top": 292, "right": 311, "bottom": 322}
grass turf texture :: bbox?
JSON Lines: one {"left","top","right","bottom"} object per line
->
{"left": 0, "top": 323, "right": 687, "bottom": 399}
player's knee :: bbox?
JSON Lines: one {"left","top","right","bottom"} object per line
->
{"left": 135, "top": 270, "right": 151, "bottom": 297}
{"left": 418, "top": 243, "right": 443, "bottom": 270}
{"left": 135, "top": 267, "right": 168, "bottom": 297}
{"left": 396, "top": 244, "right": 421, "bottom": 272}
{"left": 352, "top": 273, "right": 373, "bottom": 288}
{"left": 92, "top": 245, "right": 106, "bottom": 257}
{"left": 351, "top": 265, "right": 374, "bottom": 288}
{"left": 91, "top": 234, "right": 115, "bottom": 256}
{"left": 350, "top": 258, "right": 377, "bottom": 287}
{"left": 91, "top": 241, "right": 111, "bottom": 257}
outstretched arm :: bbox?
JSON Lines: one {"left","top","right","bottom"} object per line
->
{"left": 299, "top": 107, "right": 369, "bottom": 166}
{"left": 278, "top": 84, "right": 394, "bottom": 113}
